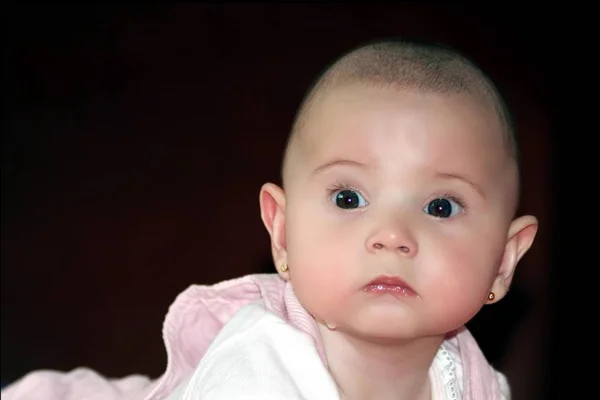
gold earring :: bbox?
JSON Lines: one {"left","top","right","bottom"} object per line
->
{"left": 280, "top": 263, "right": 288, "bottom": 272}
{"left": 488, "top": 292, "right": 495, "bottom": 301}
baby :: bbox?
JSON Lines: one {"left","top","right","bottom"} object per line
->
{"left": 2, "top": 38, "right": 538, "bottom": 400}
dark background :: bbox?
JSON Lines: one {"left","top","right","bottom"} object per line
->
{"left": 3, "top": 4, "right": 563, "bottom": 399}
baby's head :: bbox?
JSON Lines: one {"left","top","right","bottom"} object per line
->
{"left": 260, "top": 38, "right": 538, "bottom": 340}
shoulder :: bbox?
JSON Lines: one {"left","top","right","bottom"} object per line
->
{"left": 442, "top": 328, "right": 511, "bottom": 400}
{"left": 167, "top": 303, "right": 339, "bottom": 400}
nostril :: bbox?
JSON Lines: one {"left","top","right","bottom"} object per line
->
{"left": 373, "top": 243, "right": 384, "bottom": 250}
{"left": 399, "top": 246, "right": 410, "bottom": 253}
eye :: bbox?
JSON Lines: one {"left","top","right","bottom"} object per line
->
{"left": 331, "top": 189, "right": 367, "bottom": 210}
{"left": 424, "top": 197, "right": 464, "bottom": 219}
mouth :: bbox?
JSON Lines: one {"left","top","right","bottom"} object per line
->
{"left": 363, "top": 275, "right": 418, "bottom": 297}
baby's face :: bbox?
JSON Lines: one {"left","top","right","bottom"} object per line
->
{"left": 282, "top": 83, "right": 521, "bottom": 339}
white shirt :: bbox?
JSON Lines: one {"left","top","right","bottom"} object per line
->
{"left": 167, "top": 303, "right": 466, "bottom": 400}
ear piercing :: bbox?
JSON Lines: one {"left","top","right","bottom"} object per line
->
{"left": 280, "top": 263, "right": 288, "bottom": 272}
{"left": 488, "top": 292, "right": 495, "bottom": 301}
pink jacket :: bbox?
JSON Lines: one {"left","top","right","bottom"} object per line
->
{"left": 1, "top": 274, "right": 507, "bottom": 399}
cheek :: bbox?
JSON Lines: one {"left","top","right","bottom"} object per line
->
{"left": 285, "top": 211, "right": 358, "bottom": 320}
{"left": 421, "top": 236, "right": 504, "bottom": 327}
{"left": 424, "top": 225, "right": 506, "bottom": 286}
{"left": 287, "top": 203, "right": 359, "bottom": 264}
{"left": 434, "top": 244, "right": 496, "bottom": 283}
{"left": 287, "top": 254, "right": 350, "bottom": 322}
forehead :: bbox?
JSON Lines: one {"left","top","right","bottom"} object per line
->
{"left": 298, "top": 84, "right": 508, "bottom": 174}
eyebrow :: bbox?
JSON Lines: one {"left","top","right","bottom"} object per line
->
{"left": 435, "top": 172, "right": 486, "bottom": 199}
{"left": 311, "top": 160, "right": 485, "bottom": 198}
{"left": 312, "top": 159, "right": 368, "bottom": 175}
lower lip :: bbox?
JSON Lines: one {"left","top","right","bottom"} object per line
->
{"left": 363, "top": 283, "right": 417, "bottom": 297}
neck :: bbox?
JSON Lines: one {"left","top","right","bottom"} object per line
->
{"left": 318, "top": 324, "right": 445, "bottom": 400}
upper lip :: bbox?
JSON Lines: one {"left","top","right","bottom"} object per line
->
{"left": 366, "top": 275, "right": 416, "bottom": 292}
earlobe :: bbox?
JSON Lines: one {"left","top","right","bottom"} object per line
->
{"left": 259, "top": 183, "right": 289, "bottom": 277}
{"left": 489, "top": 215, "right": 539, "bottom": 303}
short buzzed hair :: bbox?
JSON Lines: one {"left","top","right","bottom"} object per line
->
{"left": 282, "top": 37, "right": 520, "bottom": 189}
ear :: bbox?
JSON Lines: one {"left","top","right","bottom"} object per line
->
{"left": 259, "top": 182, "right": 289, "bottom": 280}
{"left": 488, "top": 215, "right": 539, "bottom": 303}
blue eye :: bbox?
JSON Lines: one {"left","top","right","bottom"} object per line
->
{"left": 331, "top": 189, "right": 367, "bottom": 209}
{"left": 424, "top": 197, "right": 463, "bottom": 218}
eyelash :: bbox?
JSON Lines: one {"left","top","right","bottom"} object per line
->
{"left": 326, "top": 184, "right": 469, "bottom": 213}
{"left": 429, "top": 192, "right": 469, "bottom": 213}
{"left": 327, "top": 182, "right": 366, "bottom": 198}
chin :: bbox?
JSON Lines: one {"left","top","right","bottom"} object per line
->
{"left": 345, "top": 314, "right": 423, "bottom": 342}
{"left": 346, "top": 307, "right": 458, "bottom": 342}
{"left": 349, "top": 326, "right": 424, "bottom": 344}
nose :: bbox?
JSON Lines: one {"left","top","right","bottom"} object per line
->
{"left": 366, "top": 226, "right": 418, "bottom": 257}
